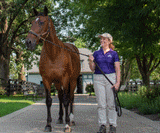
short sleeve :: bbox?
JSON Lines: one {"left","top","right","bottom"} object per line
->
{"left": 93, "top": 51, "right": 96, "bottom": 59}
{"left": 114, "top": 51, "right": 119, "bottom": 62}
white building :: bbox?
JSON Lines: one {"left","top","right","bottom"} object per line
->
{"left": 26, "top": 48, "right": 93, "bottom": 93}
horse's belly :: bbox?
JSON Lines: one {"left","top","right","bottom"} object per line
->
{"left": 40, "top": 66, "right": 62, "bottom": 79}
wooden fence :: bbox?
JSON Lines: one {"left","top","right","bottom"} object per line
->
{"left": 120, "top": 80, "right": 160, "bottom": 92}
{"left": 0, "top": 78, "right": 45, "bottom": 100}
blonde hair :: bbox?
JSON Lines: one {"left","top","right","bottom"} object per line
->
{"left": 109, "top": 43, "right": 115, "bottom": 50}
{"left": 108, "top": 38, "right": 115, "bottom": 50}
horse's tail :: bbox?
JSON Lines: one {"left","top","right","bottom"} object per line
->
{"left": 68, "top": 81, "right": 70, "bottom": 94}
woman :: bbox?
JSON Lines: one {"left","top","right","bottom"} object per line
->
{"left": 88, "top": 33, "right": 120, "bottom": 133}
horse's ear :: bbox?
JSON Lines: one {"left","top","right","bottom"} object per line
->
{"left": 44, "top": 6, "right": 48, "bottom": 16}
{"left": 33, "top": 8, "right": 38, "bottom": 16}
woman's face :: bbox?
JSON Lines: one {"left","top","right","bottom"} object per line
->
{"left": 100, "top": 37, "right": 111, "bottom": 48}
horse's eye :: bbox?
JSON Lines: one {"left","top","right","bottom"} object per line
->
{"left": 39, "top": 21, "right": 44, "bottom": 25}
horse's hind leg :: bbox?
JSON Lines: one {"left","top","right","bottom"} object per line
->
{"left": 69, "top": 80, "right": 77, "bottom": 126}
{"left": 69, "top": 94, "right": 75, "bottom": 126}
{"left": 43, "top": 79, "right": 52, "bottom": 132}
{"left": 62, "top": 78, "right": 71, "bottom": 132}
{"left": 63, "top": 91, "right": 71, "bottom": 132}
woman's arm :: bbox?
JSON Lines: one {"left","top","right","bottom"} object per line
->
{"left": 114, "top": 61, "right": 121, "bottom": 90}
{"left": 89, "top": 61, "right": 96, "bottom": 72}
{"left": 88, "top": 54, "right": 96, "bottom": 72}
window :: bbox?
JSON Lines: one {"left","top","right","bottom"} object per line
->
{"left": 83, "top": 75, "right": 87, "bottom": 79}
{"left": 88, "top": 75, "right": 92, "bottom": 79}
{"left": 80, "top": 60, "right": 84, "bottom": 71}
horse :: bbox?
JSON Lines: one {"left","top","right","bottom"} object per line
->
{"left": 25, "top": 6, "right": 80, "bottom": 132}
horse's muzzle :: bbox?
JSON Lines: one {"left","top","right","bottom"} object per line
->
{"left": 25, "top": 39, "right": 36, "bottom": 51}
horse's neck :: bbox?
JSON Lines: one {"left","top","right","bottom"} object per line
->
{"left": 43, "top": 27, "right": 64, "bottom": 59}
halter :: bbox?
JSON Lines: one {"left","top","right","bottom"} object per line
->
{"left": 29, "top": 16, "right": 51, "bottom": 41}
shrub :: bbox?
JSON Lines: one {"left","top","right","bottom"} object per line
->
{"left": 85, "top": 84, "right": 94, "bottom": 93}
{"left": 119, "top": 91, "right": 160, "bottom": 115}
{"left": 0, "top": 87, "right": 6, "bottom": 95}
{"left": 51, "top": 84, "right": 56, "bottom": 93}
{"left": 118, "top": 92, "right": 142, "bottom": 109}
{"left": 137, "top": 86, "right": 160, "bottom": 100}
{"left": 138, "top": 97, "right": 160, "bottom": 115}
{"left": 137, "top": 86, "right": 147, "bottom": 98}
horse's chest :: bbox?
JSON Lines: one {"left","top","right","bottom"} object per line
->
{"left": 39, "top": 56, "right": 70, "bottom": 79}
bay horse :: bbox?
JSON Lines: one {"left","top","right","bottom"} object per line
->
{"left": 25, "top": 6, "right": 80, "bottom": 132}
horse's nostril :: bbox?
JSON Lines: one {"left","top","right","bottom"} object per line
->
{"left": 28, "top": 40, "right": 31, "bottom": 44}
{"left": 26, "top": 39, "right": 31, "bottom": 45}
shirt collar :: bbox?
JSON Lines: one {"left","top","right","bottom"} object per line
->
{"left": 100, "top": 48, "right": 112, "bottom": 54}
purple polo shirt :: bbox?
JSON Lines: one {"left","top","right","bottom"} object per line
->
{"left": 93, "top": 48, "right": 119, "bottom": 74}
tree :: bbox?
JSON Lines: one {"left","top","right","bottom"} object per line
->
{"left": 120, "top": 57, "right": 132, "bottom": 85}
{"left": 130, "top": 59, "right": 142, "bottom": 81}
{"left": 60, "top": 0, "right": 160, "bottom": 87}
{"left": 74, "top": 38, "right": 86, "bottom": 48}
{"left": 151, "top": 65, "right": 160, "bottom": 81}
{"left": 0, "top": 0, "right": 54, "bottom": 84}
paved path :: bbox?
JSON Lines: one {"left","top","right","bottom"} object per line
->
{"left": 0, "top": 94, "right": 159, "bottom": 133}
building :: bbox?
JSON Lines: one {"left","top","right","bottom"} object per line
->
{"left": 26, "top": 48, "right": 93, "bottom": 93}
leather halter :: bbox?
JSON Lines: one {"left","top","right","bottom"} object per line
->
{"left": 29, "top": 16, "right": 51, "bottom": 41}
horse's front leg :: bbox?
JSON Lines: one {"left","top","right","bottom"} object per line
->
{"left": 43, "top": 80, "right": 52, "bottom": 132}
{"left": 57, "top": 88, "right": 63, "bottom": 124}
{"left": 44, "top": 89, "right": 52, "bottom": 132}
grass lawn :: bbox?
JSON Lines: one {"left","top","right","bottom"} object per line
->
{"left": 117, "top": 92, "right": 160, "bottom": 115}
{"left": 0, "top": 95, "right": 36, "bottom": 117}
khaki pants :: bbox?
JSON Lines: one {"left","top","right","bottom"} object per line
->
{"left": 93, "top": 73, "right": 117, "bottom": 127}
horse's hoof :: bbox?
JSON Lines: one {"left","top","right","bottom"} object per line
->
{"left": 56, "top": 119, "right": 63, "bottom": 124}
{"left": 64, "top": 124, "right": 72, "bottom": 132}
{"left": 70, "top": 121, "right": 75, "bottom": 126}
{"left": 44, "top": 125, "right": 52, "bottom": 132}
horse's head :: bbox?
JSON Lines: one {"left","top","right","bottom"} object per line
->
{"left": 26, "top": 6, "right": 50, "bottom": 51}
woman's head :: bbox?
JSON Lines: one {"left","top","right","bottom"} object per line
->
{"left": 98, "top": 33, "right": 115, "bottom": 50}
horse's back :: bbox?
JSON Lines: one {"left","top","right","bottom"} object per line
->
{"left": 64, "top": 43, "right": 80, "bottom": 79}
{"left": 64, "top": 43, "right": 79, "bottom": 54}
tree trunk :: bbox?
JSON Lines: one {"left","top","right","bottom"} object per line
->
{"left": 136, "top": 55, "right": 151, "bottom": 87}
{"left": 0, "top": 33, "right": 10, "bottom": 85}
{"left": 121, "top": 58, "right": 132, "bottom": 85}
{"left": 0, "top": 53, "right": 10, "bottom": 85}
{"left": 16, "top": 51, "right": 26, "bottom": 81}
{"left": 18, "top": 60, "right": 26, "bottom": 81}
{"left": 141, "top": 73, "right": 150, "bottom": 87}
{"left": 0, "top": 16, "right": 10, "bottom": 85}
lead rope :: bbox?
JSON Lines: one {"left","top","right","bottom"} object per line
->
{"left": 28, "top": 30, "right": 122, "bottom": 117}
{"left": 93, "top": 60, "right": 122, "bottom": 117}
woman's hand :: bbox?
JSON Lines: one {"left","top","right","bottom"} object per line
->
{"left": 112, "top": 82, "right": 120, "bottom": 91}
{"left": 88, "top": 54, "right": 94, "bottom": 62}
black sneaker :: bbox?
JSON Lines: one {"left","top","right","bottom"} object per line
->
{"left": 108, "top": 125, "right": 116, "bottom": 133}
{"left": 97, "top": 125, "right": 106, "bottom": 133}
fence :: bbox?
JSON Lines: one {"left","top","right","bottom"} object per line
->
{"left": 0, "top": 78, "right": 45, "bottom": 100}
{"left": 121, "top": 80, "right": 160, "bottom": 92}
